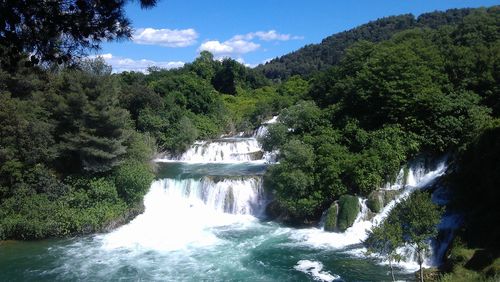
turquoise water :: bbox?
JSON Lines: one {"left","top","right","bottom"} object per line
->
{"left": 0, "top": 226, "right": 412, "bottom": 281}
{"left": 0, "top": 162, "right": 415, "bottom": 282}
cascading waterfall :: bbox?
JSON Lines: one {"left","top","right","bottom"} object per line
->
{"left": 163, "top": 176, "right": 266, "bottom": 215}
{"left": 102, "top": 176, "right": 266, "bottom": 252}
{"left": 0, "top": 116, "right": 438, "bottom": 281}
{"left": 103, "top": 119, "right": 276, "bottom": 252}
{"left": 158, "top": 138, "right": 263, "bottom": 163}
{"left": 291, "top": 161, "right": 448, "bottom": 270}
{"left": 155, "top": 116, "right": 279, "bottom": 164}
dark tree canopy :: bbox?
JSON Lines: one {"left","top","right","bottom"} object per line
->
{"left": 0, "top": 0, "right": 158, "bottom": 69}
{"left": 256, "top": 7, "right": 483, "bottom": 80}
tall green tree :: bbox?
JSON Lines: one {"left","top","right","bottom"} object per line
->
{"left": 398, "top": 192, "right": 443, "bottom": 282}
{"left": 365, "top": 219, "right": 403, "bottom": 281}
{"left": 52, "top": 59, "right": 131, "bottom": 173}
{"left": 0, "top": 0, "right": 158, "bottom": 69}
{"left": 366, "top": 191, "right": 443, "bottom": 282}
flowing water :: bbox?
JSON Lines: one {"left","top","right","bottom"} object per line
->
{"left": 0, "top": 120, "right": 448, "bottom": 281}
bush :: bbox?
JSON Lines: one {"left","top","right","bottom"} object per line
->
{"left": 114, "top": 161, "right": 154, "bottom": 205}
{"left": 261, "top": 123, "right": 289, "bottom": 152}
{"left": 337, "top": 195, "right": 360, "bottom": 231}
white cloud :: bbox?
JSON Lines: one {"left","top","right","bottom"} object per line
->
{"left": 198, "top": 29, "right": 302, "bottom": 57}
{"left": 199, "top": 39, "right": 260, "bottom": 56}
{"left": 233, "top": 30, "right": 303, "bottom": 41}
{"left": 93, "top": 53, "right": 184, "bottom": 73}
{"left": 133, "top": 28, "right": 198, "bottom": 47}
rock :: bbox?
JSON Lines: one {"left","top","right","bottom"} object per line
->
{"left": 247, "top": 150, "right": 264, "bottom": 160}
{"left": 367, "top": 191, "right": 384, "bottom": 213}
{"left": 337, "top": 195, "right": 360, "bottom": 232}
{"left": 102, "top": 202, "right": 145, "bottom": 232}
{"left": 324, "top": 203, "right": 338, "bottom": 232}
{"left": 383, "top": 190, "right": 400, "bottom": 204}
{"left": 367, "top": 189, "right": 402, "bottom": 213}
{"left": 224, "top": 187, "right": 235, "bottom": 213}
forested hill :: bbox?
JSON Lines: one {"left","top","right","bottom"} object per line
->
{"left": 256, "top": 7, "right": 480, "bottom": 80}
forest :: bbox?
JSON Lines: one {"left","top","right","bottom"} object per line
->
{"left": 0, "top": 3, "right": 498, "bottom": 281}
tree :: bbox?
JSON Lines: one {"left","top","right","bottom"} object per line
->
{"left": 212, "top": 58, "right": 238, "bottom": 95}
{"left": 53, "top": 59, "right": 131, "bottom": 173}
{"left": 399, "top": 192, "right": 443, "bottom": 282}
{"left": 365, "top": 219, "right": 403, "bottom": 281}
{"left": 365, "top": 191, "right": 443, "bottom": 282}
{"left": 264, "top": 139, "right": 318, "bottom": 222}
{"left": 0, "top": 0, "right": 158, "bottom": 69}
{"left": 188, "top": 51, "right": 217, "bottom": 80}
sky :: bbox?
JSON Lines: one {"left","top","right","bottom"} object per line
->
{"left": 96, "top": 0, "right": 499, "bottom": 72}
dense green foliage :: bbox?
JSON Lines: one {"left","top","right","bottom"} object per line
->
{"left": 263, "top": 7, "right": 498, "bottom": 223}
{"left": 0, "top": 59, "right": 158, "bottom": 239}
{"left": 365, "top": 192, "right": 443, "bottom": 281}
{"left": 257, "top": 7, "right": 484, "bottom": 80}
{"left": 439, "top": 124, "right": 500, "bottom": 280}
{"left": 0, "top": 0, "right": 158, "bottom": 69}
{"left": 451, "top": 125, "right": 500, "bottom": 252}
{"left": 0, "top": 48, "right": 277, "bottom": 239}
{"left": 122, "top": 52, "right": 276, "bottom": 153}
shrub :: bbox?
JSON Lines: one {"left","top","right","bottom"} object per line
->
{"left": 114, "top": 161, "right": 154, "bottom": 205}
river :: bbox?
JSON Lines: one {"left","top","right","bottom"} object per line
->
{"left": 0, "top": 119, "right": 449, "bottom": 281}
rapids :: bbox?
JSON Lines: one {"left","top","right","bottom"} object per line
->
{"left": 0, "top": 119, "right": 447, "bottom": 281}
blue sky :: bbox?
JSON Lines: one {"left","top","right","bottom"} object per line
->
{"left": 97, "top": 0, "right": 499, "bottom": 72}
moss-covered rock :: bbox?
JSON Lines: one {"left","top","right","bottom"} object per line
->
{"left": 337, "top": 195, "right": 360, "bottom": 232}
{"left": 383, "top": 190, "right": 400, "bottom": 205}
{"left": 367, "top": 190, "right": 401, "bottom": 213}
{"left": 367, "top": 191, "right": 383, "bottom": 213}
{"left": 324, "top": 203, "right": 338, "bottom": 232}
{"left": 248, "top": 150, "right": 264, "bottom": 160}
{"left": 264, "top": 200, "right": 282, "bottom": 220}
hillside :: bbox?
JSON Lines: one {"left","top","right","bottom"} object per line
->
{"left": 256, "top": 7, "right": 479, "bottom": 80}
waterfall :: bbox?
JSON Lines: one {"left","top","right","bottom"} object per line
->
{"left": 158, "top": 176, "right": 266, "bottom": 215}
{"left": 104, "top": 124, "right": 272, "bottom": 252}
{"left": 155, "top": 138, "right": 267, "bottom": 163}
{"left": 155, "top": 116, "right": 280, "bottom": 164}
{"left": 254, "top": 115, "right": 278, "bottom": 139}
{"left": 102, "top": 176, "right": 265, "bottom": 251}
{"left": 294, "top": 161, "right": 447, "bottom": 253}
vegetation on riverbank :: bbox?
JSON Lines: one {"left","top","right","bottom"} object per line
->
{"left": 0, "top": 3, "right": 498, "bottom": 280}
{"left": 260, "top": 6, "right": 499, "bottom": 279}
{"left": 263, "top": 6, "right": 498, "bottom": 224}
{"left": 0, "top": 51, "right": 281, "bottom": 239}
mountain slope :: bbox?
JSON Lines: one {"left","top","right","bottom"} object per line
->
{"left": 256, "top": 8, "right": 478, "bottom": 80}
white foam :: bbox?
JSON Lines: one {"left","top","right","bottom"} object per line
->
{"left": 294, "top": 260, "right": 340, "bottom": 281}
{"left": 264, "top": 116, "right": 278, "bottom": 124}
{"left": 254, "top": 116, "right": 279, "bottom": 138}
{"left": 101, "top": 178, "right": 263, "bottom": 252}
